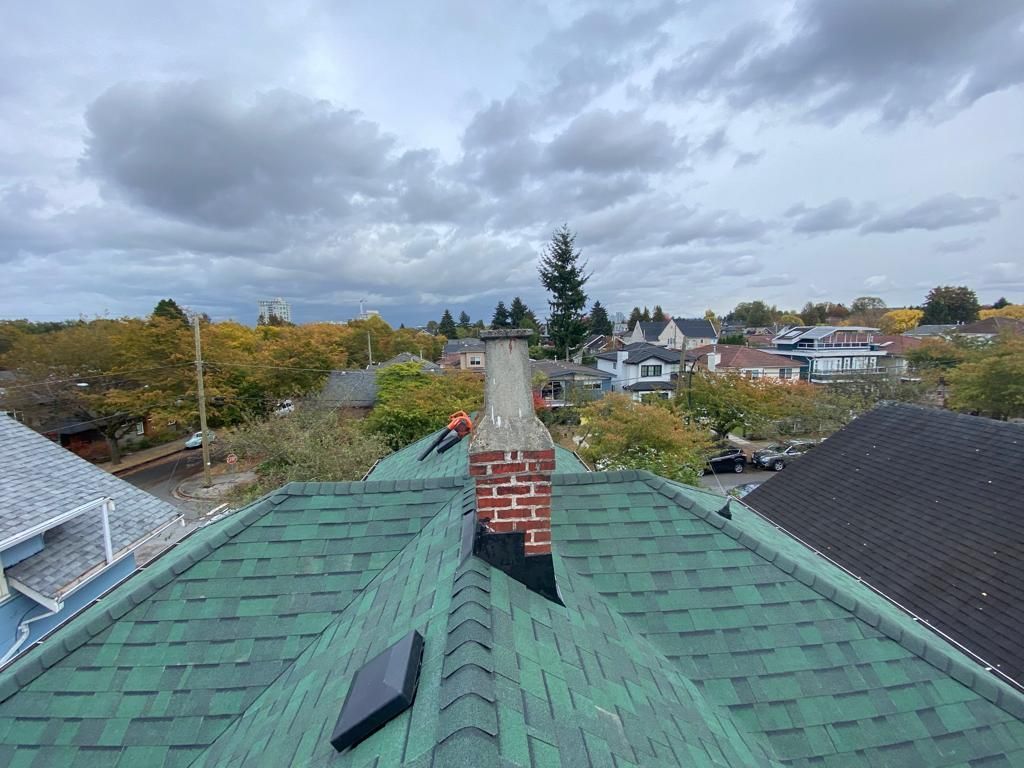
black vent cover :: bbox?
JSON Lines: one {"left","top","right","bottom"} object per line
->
{"left": 330, "top": 629, "right": 425, "bottom": 753}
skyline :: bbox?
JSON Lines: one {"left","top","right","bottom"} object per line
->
{"left": 2, "top": 1, "right": 1022, "bottom": 326}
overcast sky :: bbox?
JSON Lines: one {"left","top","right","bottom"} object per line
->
{"left": 2, "top": 1, "right": 1022, "bottom": 326}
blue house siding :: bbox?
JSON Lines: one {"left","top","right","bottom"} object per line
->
{"left": 0, "top": 555, "right": 137, "bottom": 658}
{"left": 0, "top": 536, "right": 44, "bottom": 569}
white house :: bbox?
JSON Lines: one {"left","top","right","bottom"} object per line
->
{"left": 595, "top": 343, "right": 682, "bottom": 400}
{"left": 626, "top": 317, "right": 718, "bottom": 350}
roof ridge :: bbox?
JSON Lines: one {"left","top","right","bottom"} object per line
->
{"left": 0, "top": 488, "right": 285, "bottom": 703}
{"left": 638, "top": 476, "right": 1024, "bottom": 721}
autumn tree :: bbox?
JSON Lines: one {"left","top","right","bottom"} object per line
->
{"left": 922, "top": 286, "right": 980, "bottom": 325}
{"left": 980, "top": 304, "right": 1024, "bottom": 320}
{"left": 588, "top": 301, "right": 612, "bottom": 335}
{"left": 578, "top": 393, "right": 710, "bottom": 484}
{"left": 438, "top": 309, "right": 457, "bottom": 339}
{"left": 946, "top": 334, "right": 1024, "bottom": 419}
{"left": 682, "top": 370, "right": 793, "bottom": 438}
{"left": 538, "top": 225, "right": 590, "bottom": 358}
{"left": 365, "top": 363, "right": 484, "bottom": 449}
{"left": 879, "top": 309, "right": 924, "bottom": 334}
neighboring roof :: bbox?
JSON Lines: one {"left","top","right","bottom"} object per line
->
{"left": 581, "top": 334, "right": 606, "bottom": 350}
{"left": 688, "top": 344, "right": 798, "bottom": 370}
{"left": 623, "top": 380, "right": 676, "bottom": 392}
{"left": 0, "top": 416, "right": 179, "bottom": 599}
{"left": 773, "top": 325, "right": 879, "bottom": 343}
{"left": 745, "top": 404, "right": 1024, "bottom": 686}
{"left": 634, "top": 320, "right": 668, "bottom": 340}
{"left": 379, "top": 352, "right": 442, "bottom": 372}
{"left": 873, "top": 334, "right": 924, "bottom": 356}
{"left": 443, "top": 338, "right": 484, "bottom": 355}
{"left": 3, "top": 430, "right": 1024, "bottom": 764}
{"left": 672, "top": 317, "right": 718, "bottom": 338}
{"left": 319, "top": 369, "right": 378, "bottom": 408}
{"left": 531, "top": 360, "right": 612, "bottom": 381}
{"left": 954, "top": 317, "right": 1024, "bottom": 335}
{"left": 904, "top": 324, "right": 957, "bottom": 337}
{"left": 624, "top": 343, "right": 681, "bottom": 364}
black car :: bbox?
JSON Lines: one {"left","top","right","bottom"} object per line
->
{"left": 699, "top": 447, "right": 746, "bottom": 476}
{"left": 751, "top": 440, "right": 816, "bottom": 471}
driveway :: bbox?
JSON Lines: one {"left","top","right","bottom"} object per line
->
{"left": 699, "top": 465, "right": 775, "bottom": 495}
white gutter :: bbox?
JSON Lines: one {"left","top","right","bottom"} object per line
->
{"left": 0, "top": 605, "right": 60, "bottom": 666}
{"left": 0, "top": 497, "right": 114, "bottom": 552}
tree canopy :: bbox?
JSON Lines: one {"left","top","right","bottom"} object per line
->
{"left": 922, "top": 285, "right": 980, "bottom": 325}
{"left": 588, "top": 301, "right": 612, "bottom": 336}
{"left": 438, "top": 309, "right": 457, "bottom": 338}
{"left": 879, "top": 309, "right": 924, "bottom": 334}
{"left": 491, "top": 301, "right": 511, "bottom": 328}
{"left": 151, "top": 299, "right": 190, "bottom": 326}
{"left": 651, "top": 305, "right": 666, "bottom": 322}
{"left": 538, "top": 225, "right": 590, "bottom": 358}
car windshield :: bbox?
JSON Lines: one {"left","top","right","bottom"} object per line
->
{"left": 762, "top": 444, "right": 781, "bottom": 452}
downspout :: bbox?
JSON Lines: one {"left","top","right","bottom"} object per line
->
{"left": 1, "top": 603, "right": 61, "bottom": 666}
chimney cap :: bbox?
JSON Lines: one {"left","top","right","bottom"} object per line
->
{"left": 480, "top": 328, "right": 533, "bottom": 340}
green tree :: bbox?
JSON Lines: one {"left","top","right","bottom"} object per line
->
{"left": 438, "top": 309, "right": 457, "bottom": 338}
{"left": 491, "top": 301, "right": 511, "bottom": 328}
{"left": 588, "top": 301, "right": 612, "bottom": 335}
{"left": 641, "top": 306, "right": 651, "bottom": 322}
{"left": 509, "top": 297, "right": 529, "bottom": 327}
{"left": 922, "top": 285, "right": 980, "bottom": 324}
{"left": 628, "top": 307, "right": 643, "bottom": 330}
{"left": 651, "top": 305, "right": 666, "bottom": 322}
{"left": 578, "top": 393, "right": 710, "bottom": 485}
{"left": 992, "top": 297, "right": 1009, "bottom": 309}
{"left": 365, "top": 363, "right": 484, "bottom": 449}
{"left": 718, "top": 333, "right": 747, "bottom": 346}
{"left": 538, "top": 225, "right": 590, "bottom": 358}
{"left": 682, "top": 370, "right": 790, "bottom": 438}
{"left": 151, "top": 299, "right": 190, "bottom": 326}
{"left": 458, "top": 311, "right": 472, "bottom": 330}
{"left": 729, "top": 300, "right": 776, "bottom": 327}
{"left": 946, "top": 334, "right": 1024, "bottom": 419}
{"left": 851, "top": 296, "right": 886, "bottom": 314}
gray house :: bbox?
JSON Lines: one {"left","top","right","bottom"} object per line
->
{"left": 0, "top": 416, "right": 181, "bottom": 665}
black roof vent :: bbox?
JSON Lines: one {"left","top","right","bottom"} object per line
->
{"left": 330, "top": 629, "right": 425, "bottom": 753}
{"left": 716, "top": 501, "right": 732, "bottom": 520}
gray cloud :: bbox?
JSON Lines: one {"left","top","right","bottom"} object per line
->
{"left": 863, "top": 194, "right": 1000, "bottom": 233}
{"left": 545, "top": 109, "right": 684, "bottom": 173}
{"left": 653, "top": 1, "right": 1024, "bottom": 123}
{"left": 786, "top": 198, "right": 873, "bottom": 234}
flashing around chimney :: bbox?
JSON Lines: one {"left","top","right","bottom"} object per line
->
{"left": 472, "top": 521, "right": 562, "bottom": 604}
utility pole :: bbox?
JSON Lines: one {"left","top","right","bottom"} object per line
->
{"left": 193, "top": 315, "right": 212, "bottom": 488}
{"left": 367, "top": 330, "right": 373, "bottom": 366}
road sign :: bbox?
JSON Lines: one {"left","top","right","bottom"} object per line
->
{"left": 226, "top": 453, "right": 238, "bottom": 465}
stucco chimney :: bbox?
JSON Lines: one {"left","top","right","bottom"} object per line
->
{"left": 469, "top": 329, "right": 556, "bottom": 558}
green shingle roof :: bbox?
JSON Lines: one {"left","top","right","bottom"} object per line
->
{"left": 1, "top": 438, "right": 1023, "bottom": 767}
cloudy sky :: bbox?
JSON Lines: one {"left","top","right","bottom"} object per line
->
{"left": 2, "top": 1, "right": 1022, "bottom": 326}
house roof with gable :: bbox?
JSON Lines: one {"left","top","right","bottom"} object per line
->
{"left": 745, "top": 403, "right": 1024, "bottom": 687}
{"left": 530, "top": 360, "right": 612, "bottom": 381}
{"left": 442, "top": 338, "right": 485, "bottom": 355}
{"left": 953, "top": 317, "right": 1024, "bottom": 335}
{"left": 687, "top": 344, "right": 798, "bottom": 370}
{"left": 624, "top": 343, "right": 681, "bottom": 364}
{"left": 673, "top": 317, "right": 718, "bottom": 338}
{"left": 0, "top": 416, "right": 180, "bottom": 600}
{"left": 634, "top": 320, "right": 669, "bottom": 340}
{"left": 873, "top": 334, "right": 924, "bottom": 356}
{"left": 1, "top": 416, "right": 1024, "bottom": 765}
{"left": 904, "top": 324, "right": 957, "bottom": 338}
{"left": 318, "top": 369, "right": 378, "bottom": 408}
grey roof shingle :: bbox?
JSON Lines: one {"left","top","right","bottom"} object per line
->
{"left": 318, "top": 370, "right": 378, "bottom": 408}
{"left": 0, "top": 416, "right": 180, "bottom": 598}
{"left": 672, "top": 317, "right": 718, "bottom": 338}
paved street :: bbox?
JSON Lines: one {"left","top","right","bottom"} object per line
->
{"left": 698, "top": 465, "right": 775, "bottom": 495}
{"left": 119, "top": 449, "right": 205, "bottom": 510}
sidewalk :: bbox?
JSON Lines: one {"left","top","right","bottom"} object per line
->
{"left": 175, "top": 470, "right": 258, "bottom": 503}
{"left": 99, "top": 440, "right": 185, "bottom": 475}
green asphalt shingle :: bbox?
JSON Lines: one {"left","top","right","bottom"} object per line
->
{"left": 1, "top": 437, "right": 1023, "bottom": 767}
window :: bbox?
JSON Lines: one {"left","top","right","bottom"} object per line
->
{"left": 640, "top": 364, "right": 662, "bottom": 377}
{"left": 750, "top": 370, "right": 761, "bottom": 380}
{"left": 658, "top": 391, "right": 670, "bottom": 399}
{"left": 581, "top": 381, "right": 602, "bottom": 390}
{"left": 780, "top": 368, "right": 792, "bottom": 380}
{"left": 541, "top": 382, "right": 564, "bottom": 401}
{"left": 468, "top": 355, "right": 482, "bottom": 367}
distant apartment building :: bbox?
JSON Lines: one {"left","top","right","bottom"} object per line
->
{"left": 258, "top": 297, "right": 292, "bottom": 324}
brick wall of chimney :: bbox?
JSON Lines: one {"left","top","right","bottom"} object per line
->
{"left": 469, "top": 448, "right": 555, "bottom": 556}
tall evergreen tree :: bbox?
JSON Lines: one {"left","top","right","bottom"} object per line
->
{"left": 152, "top": 298, "right": 190, "bottom": 326}
{"left": 538, "top": 225, "right": 590, "bottom": 358}
{"left": 922, "top": 286, "right": 980, "bottom": 324}
{"left": 651, "top": 305, "right": 666, "bottom": 322}
{"left": 641, "top": 306, "right": 651, "bottom": 322}
{"left": 589, "top": 301, "right": 613, "bottom": 335}
{"left": 491, "top": 301, "right": 511, "bottom": 328}
{"left": 438, "top": 309, "right": 457, "bottom": 338}
{"left": 628, "top": 306, "right": 643, "bottom": 330}
{"left": 509, "top": 296, "right": 529, "bottom": 327}
{"left": 458, "top": 311, "right": 472, "bottom": 329}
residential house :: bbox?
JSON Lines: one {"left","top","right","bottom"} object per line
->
{"left": 441, "top": 338, "right": 485, "bottom": 370}
{"left": 570, "top": 334, "right": 622, "bottom": 364}
{"left": 903, "top": 324, "right": 957, "bottom": 339}
{"left": 530, "top": 360, "right": 612, "bottom": 407}
{"left": 595, "top": 342, "right": 682, "bottom": 400}
{"left": 317, "top": 353, "right": 442, "bottom": 410}
{"left": 872, "top": 334, "right": 924, "bottom": 378}
{"left": 770, "top": 325, "right": 888, "bottom": 382}
{"left": 745, "top": 404, "right": 1024, "bottom": 688}
{"left": 1, "top": 333, "right": 1023, "bottom": 766}
{"left": 686, "top": 344, "right": 803, "bottom": 380}
{"left": 0, "top": 416, "right": 181, "bottom": 664}
{"left": 626, "top": 317, "right": 718, "bottom": 350}
{"left": 950, "top": 316, "right": 1024, "bottom": 341}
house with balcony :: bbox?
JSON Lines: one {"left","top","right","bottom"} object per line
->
{"left": 0, "top": 416, "right": 181, "bottom": 664}
{"left": 770, "top": 326, "right": 889, "bottom": 382}
{"left": 531, "top": 361, "right": 612, "bottom": 407}
{"left": 595, "top": 342, "right": 682, "bottom": 400}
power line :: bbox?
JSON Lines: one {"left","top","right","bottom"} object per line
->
{"left": 0, "top": 363, "right": 195, "bottom": 391}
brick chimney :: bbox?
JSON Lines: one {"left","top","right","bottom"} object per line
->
{"left": 469, "top": 329, "right": 556, "bottom": 558}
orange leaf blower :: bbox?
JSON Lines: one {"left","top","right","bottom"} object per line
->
{"left": 417, "top": 411, "right": 473, "bottom": 461}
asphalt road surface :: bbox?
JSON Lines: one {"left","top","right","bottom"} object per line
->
{"left": 699, "top": 465, "right": 775, "bottom": 494}
{"left": 119, "top": 449, "right": 204, "bottom": 506}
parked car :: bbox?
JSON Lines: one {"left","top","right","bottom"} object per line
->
{"left": 751, "top": 440, "right": 816, "bottom": 471}
{"left": 184, "top": 430, "right": 215, "bottom": 449}
{"left": 698, "top": 447, "right": 746, "bottom": 476}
